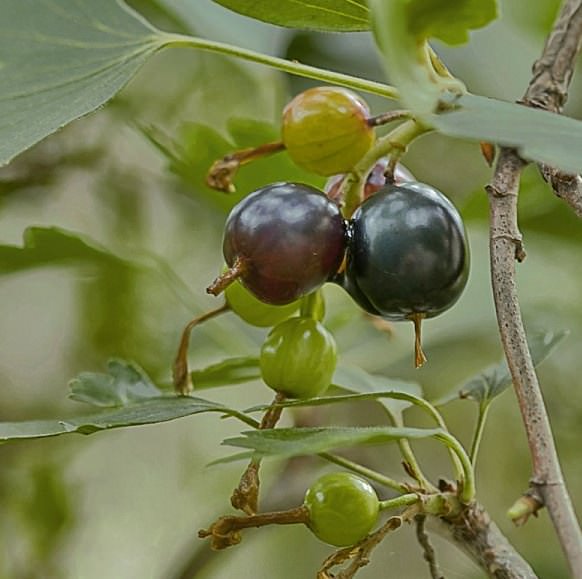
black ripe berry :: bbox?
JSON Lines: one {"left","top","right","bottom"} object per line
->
{"left": 209, "top": 182, "right": 346, "bottom": 305}
{"left": 342, "top": 181, "right": 469, "bottom": 365}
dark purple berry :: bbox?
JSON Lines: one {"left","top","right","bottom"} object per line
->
{"left": 346, "top": 181, "right": 469, "bottom": 321}
{"left": 218, "top": 182, "right": 347, "bottom": 305}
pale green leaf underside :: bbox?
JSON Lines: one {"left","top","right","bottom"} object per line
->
{"left": 0, "top": 397, "right": 246, "bottom": 443}
{"left": 211, "top": 0, "right": 370, "bottom": 31}
{"left": 0, "top": 0, "right": 165, "bottom": 166}
{"left": 434, "top": 95, "right": 582, "bottom": 173}
{"left": 223, "top": 425, "right": 443, "bottom": 459}
{"left": 0, "top": 359, "right": 258, "bottom": 442}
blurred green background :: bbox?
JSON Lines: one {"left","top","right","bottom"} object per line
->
{"left": 1, "top": 0, "right": 581, "bottom": 577}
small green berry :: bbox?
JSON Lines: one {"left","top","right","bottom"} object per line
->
{"left": 282, "top": 87, "right": 375, "bottom": 176}
{"left": 260, "top": 317, "right": 337, "bottom": 399}
{"left": 225, "top": 279, "right": 298, "bottom": 327}
{"left": 304, "top": 472, "right": 379, "bottom": 547}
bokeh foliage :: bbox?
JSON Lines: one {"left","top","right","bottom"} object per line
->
{"left": 0, "top": 1, "right": 581, "bottom": 578}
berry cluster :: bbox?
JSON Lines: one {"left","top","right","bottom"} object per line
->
{"left": 208, "top": 175, "right": 468, "bottom": 372}
{"left": 189, "top": 86, "right": 471, "bottom": 552}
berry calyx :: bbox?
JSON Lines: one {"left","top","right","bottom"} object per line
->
{"left": 225, "top": 279, "right": 299, "bottom": 327}
{"left": 208, "top": 182, "right": 347, "bottom": 305}
{"left": 304, "top": 472, "right": 379, "bottom": 547}
{"left": 282, "top": 87, "right": 375, "bottom": 176}
{"left": 260, "top": 316, "right": 337, "bottom": 399}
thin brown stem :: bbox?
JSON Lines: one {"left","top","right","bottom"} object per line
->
{"left": 487, "top": 0, "right": 582, "bottom": 574}
{"left": 409, "top": 312, "right": 427, "bottom": 368}
{"left": 366, "top": 109, "right": 410, "bottom": 127}
{"left": 521, "top": 0, "right": 582, "bottom": 217}
{"left": 199, "top": 506, "right": 309, "bottom": 550}
{"left": 206, "top": 141, "right": 285, "bottom": 193}
{"left": 172, "top": 303, "right": 230, "bottom": 395}
{"left": 231, "top": 392, "right": 286, "bottom": 515}
{"left": 415, "top": 515, "right": 444, "bottom": 579}
{"left": 206, "top": 256, "right": 246, "bottom": 296}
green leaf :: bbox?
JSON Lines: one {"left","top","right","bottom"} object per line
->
{"left": 223, "top": 426, "right": 443, "bottom": 459}
{"left": 143, "top": 118, "right": 322, "bottom": 212}
{"left": 69, "top": 359, "right": 162, "bottom": 407}
{"left": 333, "top": 365, "right": 422, "bottom": 423}
{"left": 433, "top": 94, "right": 582, "bottom": 174}
{"left": 0, "top": 0, "right": 167, "bottom": 166}
{"left": 368, "top": 0, "right": 496, "bottom": 113}
{"left": 0, "top": 227, "right": 130, "bottom": 276}
{"left": 211, "top": 0, "right": 370, "bottom": 31}
{"left": 435, "top": 329, "right": 569, "bottom": 405}
{"left": 0, "top": 397, "right": 254, "bottom": 443}
{"left": 191, "top": 357, "right": 261, "bottom": 390}
{"left": 407, "top": 0, "right": 498, "bottom": 45}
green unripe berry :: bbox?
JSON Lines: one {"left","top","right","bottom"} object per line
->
{"left": 282, "top": 87, "right": 375, "bottom": 176}
{"left": 260, "top": 317, "right": 337, "bottom": 399}
{"left": 225, "top": 279, "right": 299, "bottom": 327}
{"left": 304, "top": 472, "right": 379, "bottom": 547}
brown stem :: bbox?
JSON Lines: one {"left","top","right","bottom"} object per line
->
{"left": 206, "top": 141, "right": 285, "bottom": 193}
{"left": 199, "top": 506, "right": 309, "bottom": 551}
{"left": 487, "top": 0, "right": 582, "bottom": 574}
{"left": 366, "top": 110, "right": 410, "bottom": 127}
{"left": 206, "top": 256, "right": 246, "bottom": 296}
{"left": 231, "top": 392, "right": 286, "bottom": 515}
{"left": 521, "top": 0, "right": 582, "bottom": 217}
{"left": 415, "top": 515, "right": 444, "bottom": 579}
{"left": 488, "top": 150, "right": 582, "bottom": 574}
{"left": 172, "top": 303, "right": 230, "bottom": 395}
{"left": 318, "top": 515, "right": 405, "bottom": 579}
{"left": 409, "top": 312, "right": 427, "bottom": 368}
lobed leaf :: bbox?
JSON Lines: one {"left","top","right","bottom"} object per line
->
{"left": 0, "top": 0, "right": 168, "bottom": 166}
{"left": 433, "top": 94, "right": 582, "bottom": 174}
{"left": 0, "top": 227, "right": 131, "bottom": 276}
{"left": 223, "top": 425, "right": 443, "bottom": 459}
{"left": 0, "top": 397, "right": 252, "bottom": 443}
{"left": 435, "top": 329, "right": 569, "bottom": 405}
{"left": 211, "top": 0, "right": 370, "bottom": 32}
{"left": 0, "top": 358, "right": 261, "bottom": 442}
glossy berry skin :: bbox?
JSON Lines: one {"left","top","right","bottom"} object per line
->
{"left": 223, "top": 182, "right": 346, "bottom": 305}
{"left": 225, "top": 279, "right": 298, "bottom": 327}
{"left": 304, "top": 472, "right": 379, "bottom": 547}
{"left": 324, "top": 158, "right": 415, "bottom": 201}
{"left": 282, "top": 87, "right": 375, "bottom": 176}
{"left": 346, "top": 182, "right": 469, "bottom": 320}
{"left": 260, "top": 317, "right": 337, "bottom": 399}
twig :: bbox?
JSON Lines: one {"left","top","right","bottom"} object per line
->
{"left": 521, "top": 0, "right": 582, "bottom": 216}
{"left": 487, "top": 0, "right": 582, "bottom": 574}
{"left": 415, "top": 515, "right": 444, "bottom": 579}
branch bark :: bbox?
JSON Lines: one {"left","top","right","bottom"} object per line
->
{"left": 488, "top": 0, "right": 582, "bottom": 575}
{"left": 523, "top": 0, "right": 582, "bottom": 216}
{"left": 438, "top": 503, "right": 537, "bottom": 579}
